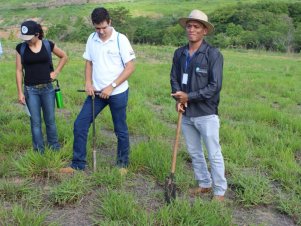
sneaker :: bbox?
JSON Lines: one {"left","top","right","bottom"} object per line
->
{"left": 189, "top": 187, "right": 212, "bottom": 195}
{"left": 59, "top": 167, "right": 75, "bottom": 174}
{"left": 119, "top": 168, "right": 128, "bottom": 176}
{"left": 212, "top": 195, "right": 225, "bottom": 202}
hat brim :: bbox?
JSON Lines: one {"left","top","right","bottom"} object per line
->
{"left": 19, "top": 34, "right": 35, "bottom": 41}
{"left": 179, "top": 18, "right": 214, "bottom": 35}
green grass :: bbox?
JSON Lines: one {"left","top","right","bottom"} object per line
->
{"left": 93, "top": 190, "right": 152, "bottom": 225}
{"left": 1, "top": 40, "right": 301, "bottom": 224}
{"left": 278, "top": 194, "right": 301, "bottom": 225}
{"left": 229, "top": 168, "right": 273, "bottom": 206}
{"left": 0, "top": 204, "right": 54, "bottom": 226}
{"left": 50, "top": 172, "right": 90, "bottom": 205}
{"left": 156, "top": 198, "right": 232, "bottom": 225}
{"left": 91, "top": 167, "right": 126, "bottom": 189}
{"left": 13, "top": 149, "right": 69, "bottom": 178}
{"left": 1, "top": 1, "right": 301, "bottom": 221}
{"left": 0, "top": 180, "right": 32, "bottom": 201}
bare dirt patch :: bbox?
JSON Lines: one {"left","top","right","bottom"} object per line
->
{"left": 45, "top": 191, "right": 97, "bottom": 226}
{"left": 232, "top": 206, "right": 297, "bottom": 226}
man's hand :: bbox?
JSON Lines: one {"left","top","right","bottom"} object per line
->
{"left": 171, "top": 91, "right": 188, "bottom": 104}
{"left": 85, "top": 84, "right": 95, "bottom": 96}
{"left": 98, "top": 85, "right": 113, "bottom": 99}
{"left": 176, "top": 102, "right": 186, "bottom": 113}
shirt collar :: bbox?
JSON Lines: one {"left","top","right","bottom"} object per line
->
{"left": 92, "top": 27, "right": 117, "bottom": 43}
{"left": 184, "top": 40, "right": 208, "bottom": 56}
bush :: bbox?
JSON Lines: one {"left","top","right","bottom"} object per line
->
{"left": 210, "top": 2, "right": 301, "bottom": 52}
{"left": 45, "top": 3, "right": 301, "bottom": 52}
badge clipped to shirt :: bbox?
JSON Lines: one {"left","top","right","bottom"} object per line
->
{"left": 182, "top": 73, "right": 188, "bottom": 85}
{"left": 196, "top": 66, "right": 208, "bottom": 74}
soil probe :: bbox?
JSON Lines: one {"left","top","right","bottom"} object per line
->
{"left": 77, "top": 90, "right": 102, "bottom": 172}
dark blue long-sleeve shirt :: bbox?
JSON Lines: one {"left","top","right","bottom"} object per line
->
{"left": 170, "top": 40, "right": 224, "bottom": 117}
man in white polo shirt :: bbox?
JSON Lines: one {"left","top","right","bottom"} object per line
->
{"left": 61, "top": 7, "right": 135, "bottom": 174}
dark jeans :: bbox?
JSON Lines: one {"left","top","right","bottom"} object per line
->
{"left": 71, "top": 89, "right": 129, "bottom": 170}
{"left": 24, "top": 83, "right": 60, "bottom": 153}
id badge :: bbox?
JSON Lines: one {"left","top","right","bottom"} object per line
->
{"left": 182, "top": 73, "right": 188, "bottom": 85}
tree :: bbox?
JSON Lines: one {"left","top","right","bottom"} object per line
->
{"left": 162, "top": 24, "right": 186, "bottom": 46}
{"left": 293, "top": 22, "right": 301, "bottom": 52}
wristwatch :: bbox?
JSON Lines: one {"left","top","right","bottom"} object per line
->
{"left": 111, "top": 82, "right": 117, "bottom": 88}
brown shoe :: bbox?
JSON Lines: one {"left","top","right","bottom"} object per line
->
{"left": 189, "top": 187, "right": 212, "bottom": 195}
{"left": 59, "top": 167, "right": 75, "bottom": 174}
{"left": 213, "top": 195, "right": 225, "bottom": 202}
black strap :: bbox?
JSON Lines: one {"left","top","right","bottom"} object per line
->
{"left": 20, "top": 39, "right": 52, "bottom": 67}
{"left": 117, "top": 32, "right": 125, "bottom": 68}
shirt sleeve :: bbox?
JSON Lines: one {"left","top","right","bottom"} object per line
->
{"left": 49, "top": 40, "right": 55, "bottom": 51}
{"left": 119, "top": 33, "right": 135, "bottom": 64}
{"left": 83, "top": 33, "right": 94, "bottom": 61}
{"left": 170, "top": 50, "right": 182, "bottom": 94}
{"left": 16, "top": 43, "right": 22, "bottom": 54}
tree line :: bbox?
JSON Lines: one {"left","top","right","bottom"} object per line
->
{"left": 47, "top": 2, "right": 301, "bottom": 53}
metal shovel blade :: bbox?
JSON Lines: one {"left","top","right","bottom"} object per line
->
{"left": 164, "top": 174, "right": 176, "bottom": 204}
{"left": 164, "top": 111, "right": 182, "bottom": 204}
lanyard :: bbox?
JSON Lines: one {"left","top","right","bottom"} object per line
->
{"left": 185, "top": 52, "right": 195, "bottom": 73}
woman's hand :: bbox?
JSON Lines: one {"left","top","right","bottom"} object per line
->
{"left": 50, "top": 71, "right": 58, "bottom": 80}
{"left": 18, "top": 93, "right": 26, "bottom": 105}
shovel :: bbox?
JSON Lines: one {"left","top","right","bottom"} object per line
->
{"left": 164, "top": 111, "right": 182, "bottom": 204}
{"left": 77, "top": 90, "right": 102, "bottom": 172}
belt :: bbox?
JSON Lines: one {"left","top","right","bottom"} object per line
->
{"left": 31, "top": 83, "right": 51, "bottom": 88}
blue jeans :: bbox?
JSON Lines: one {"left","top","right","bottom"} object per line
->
{"left": 71, "top": 89, "right": 129, "bottom": 170}
{"left": 24, "top": 83, "right": 60, "bottom": 153}
{"left": 182, "top": 114, "right": 227, "bottom": 196}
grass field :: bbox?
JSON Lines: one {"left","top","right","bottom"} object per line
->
{"left": 1, "top": 0, "right": 301, "bottom": 225}
{"left": 0, "top": 38, "right": 301, "bottom": 225}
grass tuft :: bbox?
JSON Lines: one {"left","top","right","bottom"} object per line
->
{"left": 229, "top": 169, "right": 273, "bottom": 207}
{"left": 14, "top": 149, "right": 67, "bottom": 178}
{"left": 91, "top": 167, "right": 125, "bottom": 189}
{"left": 93, "top": 190, "right": 152, "bottom": 225}
{"left": 277, "top": 193, "right": 301, "bottom": 225}
{"left": 156, "top": 198, "right": 232, "bottom": 225}
{"left": 0, "top": 204, "right": 53, "bottom": 226}
{"left": 0, "top": 180, "right": 31, "bottom": 202}
{"left": 49, "top": 172, "right": 90, "bottom": 206}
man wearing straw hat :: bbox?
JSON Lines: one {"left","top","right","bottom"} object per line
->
{"left": 170, "top": 9, "right": 227, "bottom": 201}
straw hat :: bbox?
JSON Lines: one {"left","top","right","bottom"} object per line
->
{"left": 179, "top": 9, "right": 214, "bottom": 35}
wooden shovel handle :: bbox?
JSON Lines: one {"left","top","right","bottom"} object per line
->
{"left": 171, "top": 111, "right": 182, "bottom": 173}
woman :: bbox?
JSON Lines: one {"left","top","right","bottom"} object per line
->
{"left": 16, "top": 20, "right": 67, "bottom": 153}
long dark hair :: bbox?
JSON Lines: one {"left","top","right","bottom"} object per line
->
{"left": 36, "top": 23, "right": 44, "bottom": 40}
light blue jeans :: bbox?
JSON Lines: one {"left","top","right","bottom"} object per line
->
{"left": 182, "top": 114, "right": 227, "bottom": 196}
{"left": 24, "top": 83, "right": 60, "bottom": 153}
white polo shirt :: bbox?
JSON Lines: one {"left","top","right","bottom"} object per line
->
{"left": 83, "top": 28, "right": 136, "bottom": 95}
